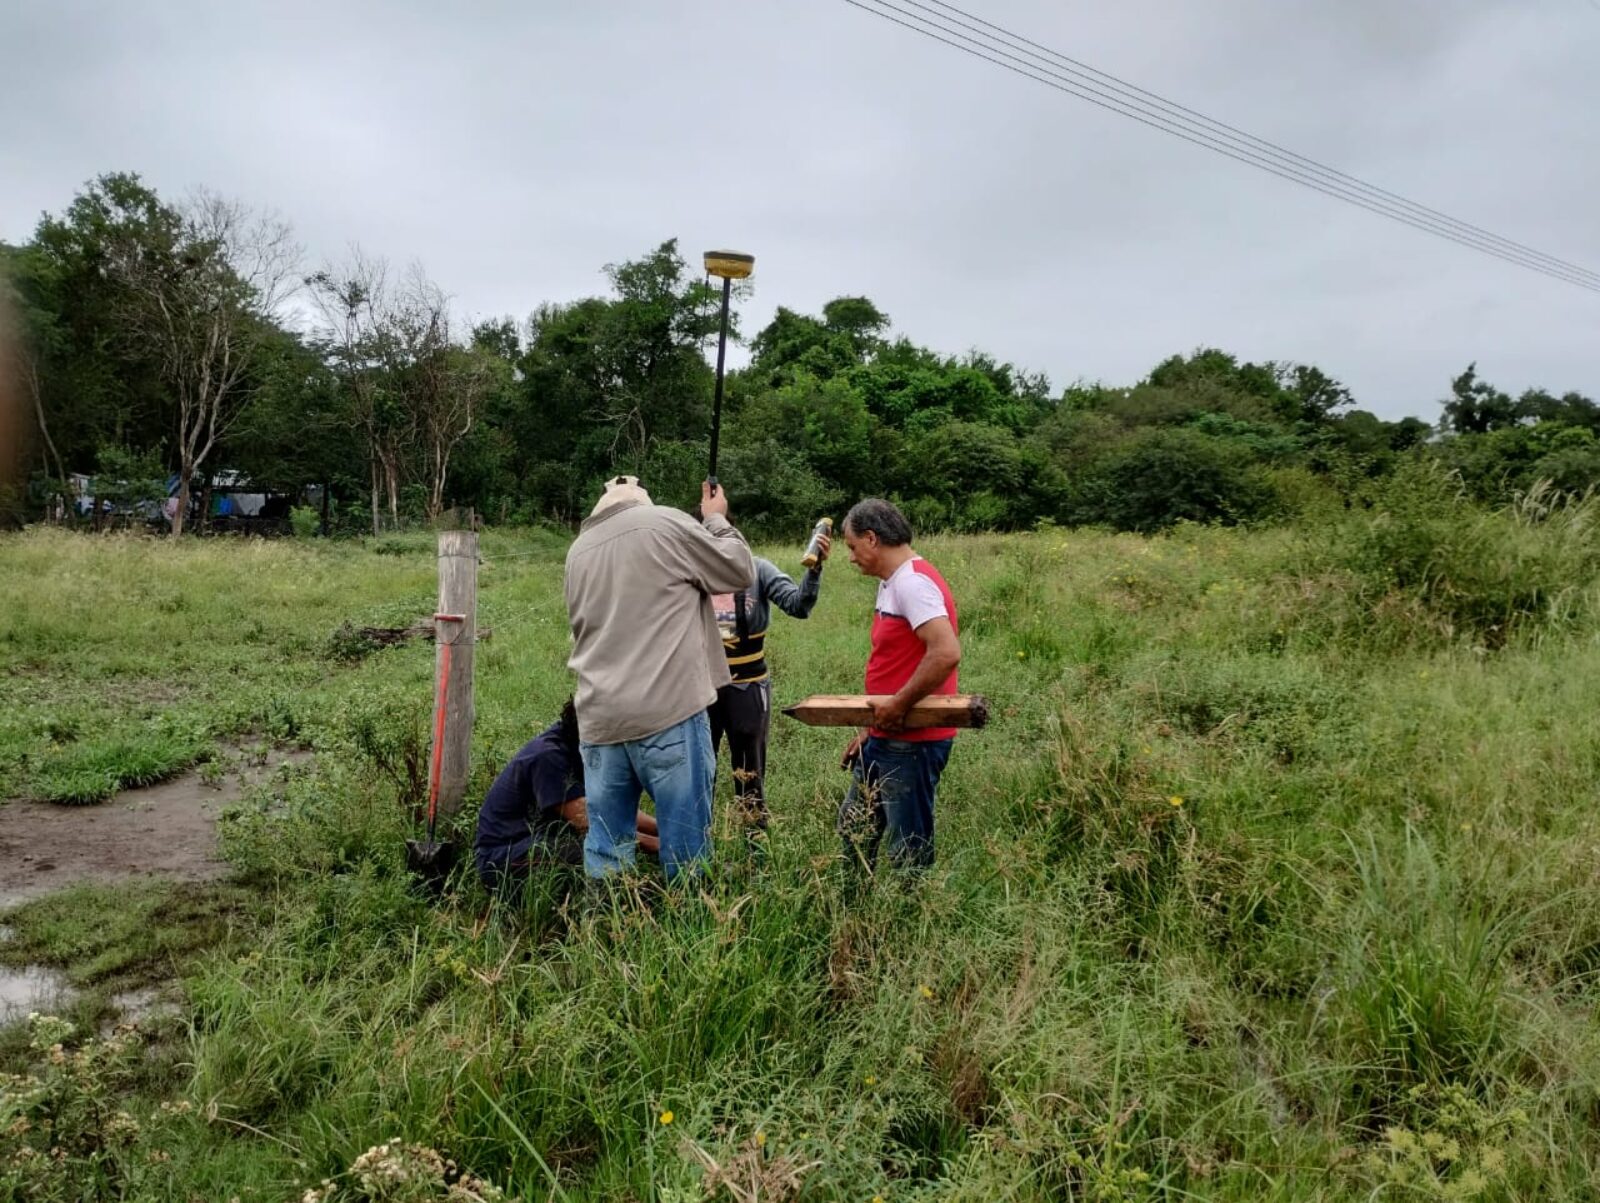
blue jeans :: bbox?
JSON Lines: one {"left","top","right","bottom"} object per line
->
{"left": 581, "top": 712, "right": 714, "bottom": 881}
{"left": 837, "top": 736, "right": 953, "bottom": 873}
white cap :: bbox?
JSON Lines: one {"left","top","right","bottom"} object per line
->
{"left": 590, "top": 474, "right": 652, "bottom": 517}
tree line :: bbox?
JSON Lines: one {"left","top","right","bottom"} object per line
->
{"left": 4, "top": 172, "right": 1597, "bottom": 536}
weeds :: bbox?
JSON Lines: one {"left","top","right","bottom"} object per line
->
{"left": 1334, "top": 832, "right": 1518, "bottom": 1108}
{"left": 301, "top": 1139, "right": 512, "bottom": 1203}
{"left": 0, "top": 1015, "right": 185, "bottom": 1202}
{"left": 1341, "top": 463, "right": 1600, "bottom": 646}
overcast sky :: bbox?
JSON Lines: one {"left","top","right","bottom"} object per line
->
{"left": 4, "top": 0, "right": 1597, "bottom": 420}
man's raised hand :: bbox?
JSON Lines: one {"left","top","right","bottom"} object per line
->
{"left": 701, "top": 479, "right": 729, "bottom": 520}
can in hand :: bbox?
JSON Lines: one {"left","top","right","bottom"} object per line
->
{"left": 801, "top": 516, "right": 833, "bottom": 569}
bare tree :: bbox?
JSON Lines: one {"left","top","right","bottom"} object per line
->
{"left": 306, "top": 248, "right": 402, "bottom": 536}
{"left": 308, "top": 257, "right": 497, "bottom": 529}
{"left": 391, "top": 267, "right": 500, "bottom": 522}
{"left": 109, "top": 190, "right": 299, "bottom": 535}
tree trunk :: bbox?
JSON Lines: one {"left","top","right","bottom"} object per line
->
{"left": 24, "top": 356, "right": 67, "bottom": 489}
{"left": 385, "top": 455, "right": 400, "bottom": 527}
{"left": 370, "top": 456, "right": 381, "bottom": 537}
{"left": 427, "top": 438, "right": 449, "bottom": 523}
{"left": 171, "top": 477, "right": 191, "bottom": 537}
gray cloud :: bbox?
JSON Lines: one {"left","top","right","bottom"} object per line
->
{"left": 3, "top": 0, "right": 1595, "bottom": 419}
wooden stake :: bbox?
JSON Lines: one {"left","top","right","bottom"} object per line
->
{"left": 781, "top": 694, "right": 989, "bottom": 730}
{"left": 433, "top": 530, "right": 477, "bottom": 818}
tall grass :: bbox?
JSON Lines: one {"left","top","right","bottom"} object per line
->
{"left": 2, "top": 499, "right": 1600, "bottom": 1199}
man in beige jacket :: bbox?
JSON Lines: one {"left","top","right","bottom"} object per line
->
{"left": 564, "top": 476, "right": 755, "bottom": 880}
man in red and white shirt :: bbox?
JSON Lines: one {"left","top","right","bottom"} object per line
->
{"left": 837, "top": 498, "right": 962, "bottom": 874}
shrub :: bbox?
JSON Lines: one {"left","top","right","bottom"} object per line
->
{"left": 1066, "top": 426, "right": 1277, "bottom": 533}
{"left": 290, "top": 505, "right": 321, "bottom": 538}
{"left": 1529, "top": 445, "right": 1600, "bottom": 497}
{"left": 1342, "top": 463, "right": 1600, "bottom": 644}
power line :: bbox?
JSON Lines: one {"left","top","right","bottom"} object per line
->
{"left": 840, "top": 0, "right": 1600, "bottom": 294}
{"left": 846, "top": 0, "right": 1600, "bottom": 292}
{"left": 845, "top": 0, "right": 1600, "bottom": 291}
{"left": 912, "top": 0, "right": 1600, "bottom": 286}
{"left": 844, "top": 0, "right": 1600, "bottom": 292}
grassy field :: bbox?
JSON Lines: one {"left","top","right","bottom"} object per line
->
{"left": 3, "top": 479, "right": 1600, "bottom": 1201}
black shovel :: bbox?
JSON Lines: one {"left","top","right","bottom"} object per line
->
{"left": 406, "top": 616, "right": 462, "bottom": 892}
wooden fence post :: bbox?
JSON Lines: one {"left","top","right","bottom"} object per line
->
{"left": 434, "top": 530, "right": 477, "bottom": 819}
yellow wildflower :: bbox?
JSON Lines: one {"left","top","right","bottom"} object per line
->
{"left": 917, "top": 984, "right": 934, "bottom": 1000}
{"left": 659, "top": 1110, "right": 674, "bottom": 1125}
{"left": 755, "top": 1130, "right": 767, "bottom": 1148}
{"left": 864, "top": 1074, "right": 878, "bottom": 1086}
{"left": 1168, "top": 795, "right": 1184, "bottom": 808}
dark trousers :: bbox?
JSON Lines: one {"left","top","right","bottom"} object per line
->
{"left": 838, "top": 736, "right": 954, "bottom": 874}
{"left": 475, "top": 826, "right": 584, "bottom": 894}
{"left": 707, "top": 680, "right": 771, "bottom": 831}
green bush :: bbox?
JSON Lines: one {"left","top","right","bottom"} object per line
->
{"left": 1530, "top": 444, "right": 1600, "bottom": 497}
{"left": 290, "top": 505, "right": 321, "bottom": 538}
{"left": 1067, "top": 426, "right": 1277, "bottom": 533}
{"left": 1262, "top": 464, "right": 1345, "bottom": 523}
{"left": 1343, "top": 463, "right": 1600, "bottom": 644}
{"left": 719, "top": 437, "right": 841, "bottom": 536}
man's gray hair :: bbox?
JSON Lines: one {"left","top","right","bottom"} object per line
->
{"left": 843, "top": 498, "right": 913, "bottom": 546}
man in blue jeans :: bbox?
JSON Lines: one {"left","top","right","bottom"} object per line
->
{"left": 836, "top": 498, "right": 963, "bottom": 874}
{"left": 564, "top": 475, "right": 755, "bottom": 881}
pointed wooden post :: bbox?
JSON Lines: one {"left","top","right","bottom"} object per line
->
{"left": 781, "top": 694, "right": 990, "bottom": 729}
{"left": 434, "top": 530, "right": 477, "bottom": 819}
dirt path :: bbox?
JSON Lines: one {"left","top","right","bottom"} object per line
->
{"left": 0, "top": 751, "right": 309, "bottom": 910}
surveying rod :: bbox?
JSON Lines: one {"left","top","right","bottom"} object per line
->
{"left": 702, "top": 249, "right": 753, "bottom": 496}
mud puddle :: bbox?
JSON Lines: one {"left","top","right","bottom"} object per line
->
{"left": 0, "top": 747, "right": 311, "bottom": 909}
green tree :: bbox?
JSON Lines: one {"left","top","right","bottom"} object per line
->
{"left": 592, "top": 239, "right": 724, "bottom": 468}
{"left": 223, "top": 329, "right": 349, "bottom": 502}
{"left": 898, "top": 419, "right": 1065, "bottom": 530}
{"left": 734, "top": 374, "right": 877, "bottom": 501}
{"left": 1441, "top": 364, "right": 1519, "bottom": 435}
{"left": 1067, "top": 426, "right": 1276, "bottom": 533}
{"left": 821, "top": 295, "right": 889, "bottom": 357}
{"left": 747, "top": 297, "right": 886, "bottom": 387}
{"left": 8, "top": 175, "right": 178, "bottom": 484}
{"left": 1514, "top": 387, "right": 1599, "bottom": 432}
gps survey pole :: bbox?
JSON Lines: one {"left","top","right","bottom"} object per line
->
{"left": 702, "top": 250, "right": 753, "bottom": 496}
